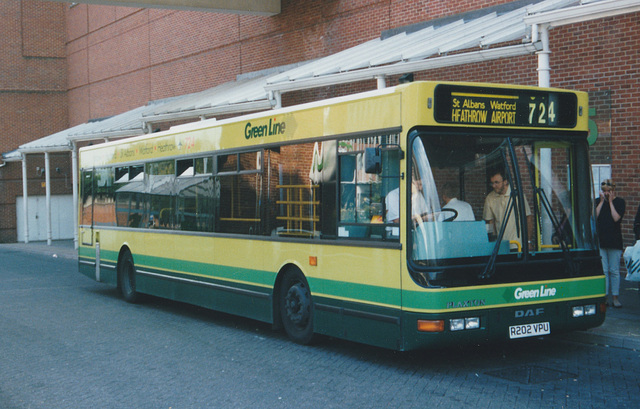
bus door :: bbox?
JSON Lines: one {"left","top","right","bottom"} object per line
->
{"left": 80, "top": 169, "right": 100, "bottom": 280}
{"left": 80, "top": 169, "right": 94, "bottom": 246}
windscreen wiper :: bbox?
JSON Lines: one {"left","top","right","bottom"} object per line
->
{"left": 480, "top": 146, "right": 520, "bottom": 280}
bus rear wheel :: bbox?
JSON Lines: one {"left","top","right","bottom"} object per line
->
{"left": 279, "top": 269, "right": 314, "bottom": 344}
{"left": 118, "top": 250, "right": 139, "bottom": 304}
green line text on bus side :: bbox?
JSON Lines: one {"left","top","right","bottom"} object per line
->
{"left": 245, "top": 118, "right": 286, "bottom": 139}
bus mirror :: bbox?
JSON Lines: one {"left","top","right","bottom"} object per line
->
{"left": 364, "top": 147, "right": 382, "bottom": 174}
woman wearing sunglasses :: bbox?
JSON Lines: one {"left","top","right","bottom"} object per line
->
{"left": 596, "top": 179, "right": 626, "bottom": 308}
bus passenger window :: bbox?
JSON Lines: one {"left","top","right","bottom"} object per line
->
{"left": 338, "top": 135, "right": 401, "bottom": 240}
{"left": 114, "top": 165, "right": 146, "bottom": 228}
{"left": 80, "top": 170, "right": 93, "bottom": 227}
{"left": 216, "top": 152, "right": 263, "bottom": 235}
{"left": 176, "top": 157, "right": 214, "bottom": 232}
{"left": 93, "top": 167, "right": 116, "bottom": 226}
{"left": 146, "top": 161, "right": 175, "bottom": 229}
{"left": 270, "top": 143, "right": 322, "bottom": 238}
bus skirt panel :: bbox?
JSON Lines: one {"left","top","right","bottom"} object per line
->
{"left": 314, "top": 295, "right": 403, "bottom": 350}
{"left": 400, "top": 297, "right": 606, "bottom": 351}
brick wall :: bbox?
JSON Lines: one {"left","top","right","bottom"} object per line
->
{"left": 0, "top": 1, "right": 69, "bottom": 242}
{"left": 551, "top": 15, "right": 640, "bottom": 246}
{"left": 63, "top": 1, "right": 640, "bottom": 246}
{"left": 66, "top": 0, "right": 515, "bottom": 122}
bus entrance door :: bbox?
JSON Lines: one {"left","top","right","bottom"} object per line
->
{"left": 80, "top": 169, "right": 99, "bottom": 281}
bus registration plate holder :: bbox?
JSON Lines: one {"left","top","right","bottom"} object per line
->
{"left": 508, "top": 322, "right": 550, "bottom": 339}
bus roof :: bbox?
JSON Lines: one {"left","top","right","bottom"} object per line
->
{"left": 79, "top": 81, "right": 587, "bottom": 169}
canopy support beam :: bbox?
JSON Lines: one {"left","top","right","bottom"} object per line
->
{"left": 72, "top": 143, "right": 79, "bottom": 249}
{"left": 21, "top": 154, "right": 29, "bottom": 244}
{"left": 45, "top": 152, "right": 52, "bottom": 246}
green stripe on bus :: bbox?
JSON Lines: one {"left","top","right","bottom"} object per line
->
{"left": 402, "top": 276, "right": 605, "bottom": 311}
{"left": 132, "top": 253, "right": 277, "bottom": 287}
{"left": 80, "top": 247, "right": 603, "bottom": 313}
{"left": 308, "top": 277, "right": 401, "bottom": 308}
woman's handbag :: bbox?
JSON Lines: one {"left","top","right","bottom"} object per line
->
{"left": 623, "top": 240, "right": 640, "bottom": 282}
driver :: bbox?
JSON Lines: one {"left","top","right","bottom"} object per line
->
{"left": 441, "top": 182, "right": 475, "bottom": 221}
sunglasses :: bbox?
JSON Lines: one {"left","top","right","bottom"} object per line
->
{"left": 601, "top": 182, "right": 614, "bottom": 187}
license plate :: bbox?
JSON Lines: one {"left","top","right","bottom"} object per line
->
{"left": 509, "top": 322, "right": 550, "bottom": 339}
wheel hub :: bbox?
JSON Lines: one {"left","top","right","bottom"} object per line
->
{"left": 285, "top": 283, "right": 310, "bottom": 326}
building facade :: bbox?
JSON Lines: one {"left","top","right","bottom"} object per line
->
{"left": 1, "top": 0, "right": 639, "bottom": 244}
{"left": 0, "top": 1, "right": 69, "bottom": 242}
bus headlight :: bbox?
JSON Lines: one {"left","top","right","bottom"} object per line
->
{"left": 572, "top": 304, "right": 597, "bottom": 318}
{"left": 584, "top": 304, "right": 596, "bottom": 316}
{"left": 450, "top": 318, "right": 465, "bottom": 331}
{"left": 465, "top": 317, "right": 480, "bottom": 330}
{"left": 450, "top": 317, "right": 480, "bottom": 331}
{"left": 572, "top": 306, "right": 584, "bottom": 317}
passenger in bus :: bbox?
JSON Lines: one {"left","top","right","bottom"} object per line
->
{"left": 440, "top": 182, "right": 475, "bottom": 221}
{"left": 128, "top": 213, "right": 141, "bottom": 228}
{"left": 411, "top": 181, "right": 430, "bottom": 223}
{"left": 385, "top": 181, "right": 429, "bottom": 224}
{"left": 385, "top": 187, "right": 400, "bottom": 223}
{"left": 483, "top": 170, "right": 533, "bottom": 250}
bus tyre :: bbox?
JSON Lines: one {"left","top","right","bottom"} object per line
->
{"left": 279, "top": 269, "right": 314, "bottom": 344}
{"left": 118, "top": 250, "right": 139, "bottom": 304}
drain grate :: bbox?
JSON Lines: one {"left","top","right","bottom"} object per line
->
{"left": 485, "top": 365, "right": 578, "bottom": 384}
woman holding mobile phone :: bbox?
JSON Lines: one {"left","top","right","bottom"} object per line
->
{"left": 596, "top": 179, "right": 626, "bottom": 308}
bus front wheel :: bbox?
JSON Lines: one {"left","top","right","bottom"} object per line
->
{"left": 279, "top": 269, "right": 314, "bottom": 344}
{"left": 118, "top": 250, "right": 139, "bottom": 304}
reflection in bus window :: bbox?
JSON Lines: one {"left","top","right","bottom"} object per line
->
{"left": 115, "top": 165, "right": 146, "bottom": 228}
{"left": 93, "top": 167, "right": 115, "bottom": 226}
{"left": 271, "top": 143, "right": 322, "bottom": 238}
{"left": 177, "top": 157, "right": 214, "bottom": 232}
{"left": 146, "top": 161, "right": 175, "bottom": 229}
{"left": 217, "top": 151, "right": 262, "bottom": 235}
{"left": 81, "top": 170, "right": 93, "bottom": 226}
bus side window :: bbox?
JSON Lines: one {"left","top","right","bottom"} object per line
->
{"left": 93, "top": 167, "right": 116, "bottom": 226}
{"left": 216, "top": 152, "right": 263, "bottom": 235}
{"left": 113, "top": 165, "right": 146, "bottom": 228}
{"left": 271, "top": 143, "right": 321, "bottom": 238}
{"left": 80, "top": 170, "right": 93, "bottom": 227}
{"left": 337, "top": 136, "right": 401, "bottom": 240}
{"left": 146, "top": 161, "right": 175, "bottom": 229}
{"left": 176, "top": 157, "right": 214, "bottom": 232}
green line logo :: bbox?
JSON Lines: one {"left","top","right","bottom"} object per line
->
{"left": 245, "top": 117, "right": 286, "bottom": 139}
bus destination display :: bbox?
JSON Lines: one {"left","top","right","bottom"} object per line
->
{"left": 434, "top": 84, "right": 578, "bottom": 128}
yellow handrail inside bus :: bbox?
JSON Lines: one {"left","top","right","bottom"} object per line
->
{"left": 540, "top": 244, "right": 572, "bottom": 249}
{"left": 276, "top": 185, "right": 319, "bottom": 236}
{"left": 219, "top": 217, "right": 261, "bottom": 222}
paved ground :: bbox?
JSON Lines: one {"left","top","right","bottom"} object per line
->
{"left": 1, "top": 240, "right": 639, "bottom": 408}
{"left": 8, "top": 239, "right": 639, "bottom": 351}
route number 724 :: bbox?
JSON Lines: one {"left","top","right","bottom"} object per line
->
{"left": 529, "top": 101, "right": 556, "bottom": 125}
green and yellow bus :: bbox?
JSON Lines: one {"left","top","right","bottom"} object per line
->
{"left": 78, "top": 81, "right": 605, "bottom": 350}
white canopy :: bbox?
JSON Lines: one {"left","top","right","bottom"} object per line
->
{"left": 264, "top": 0, "right": 578, "bottom": 93}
